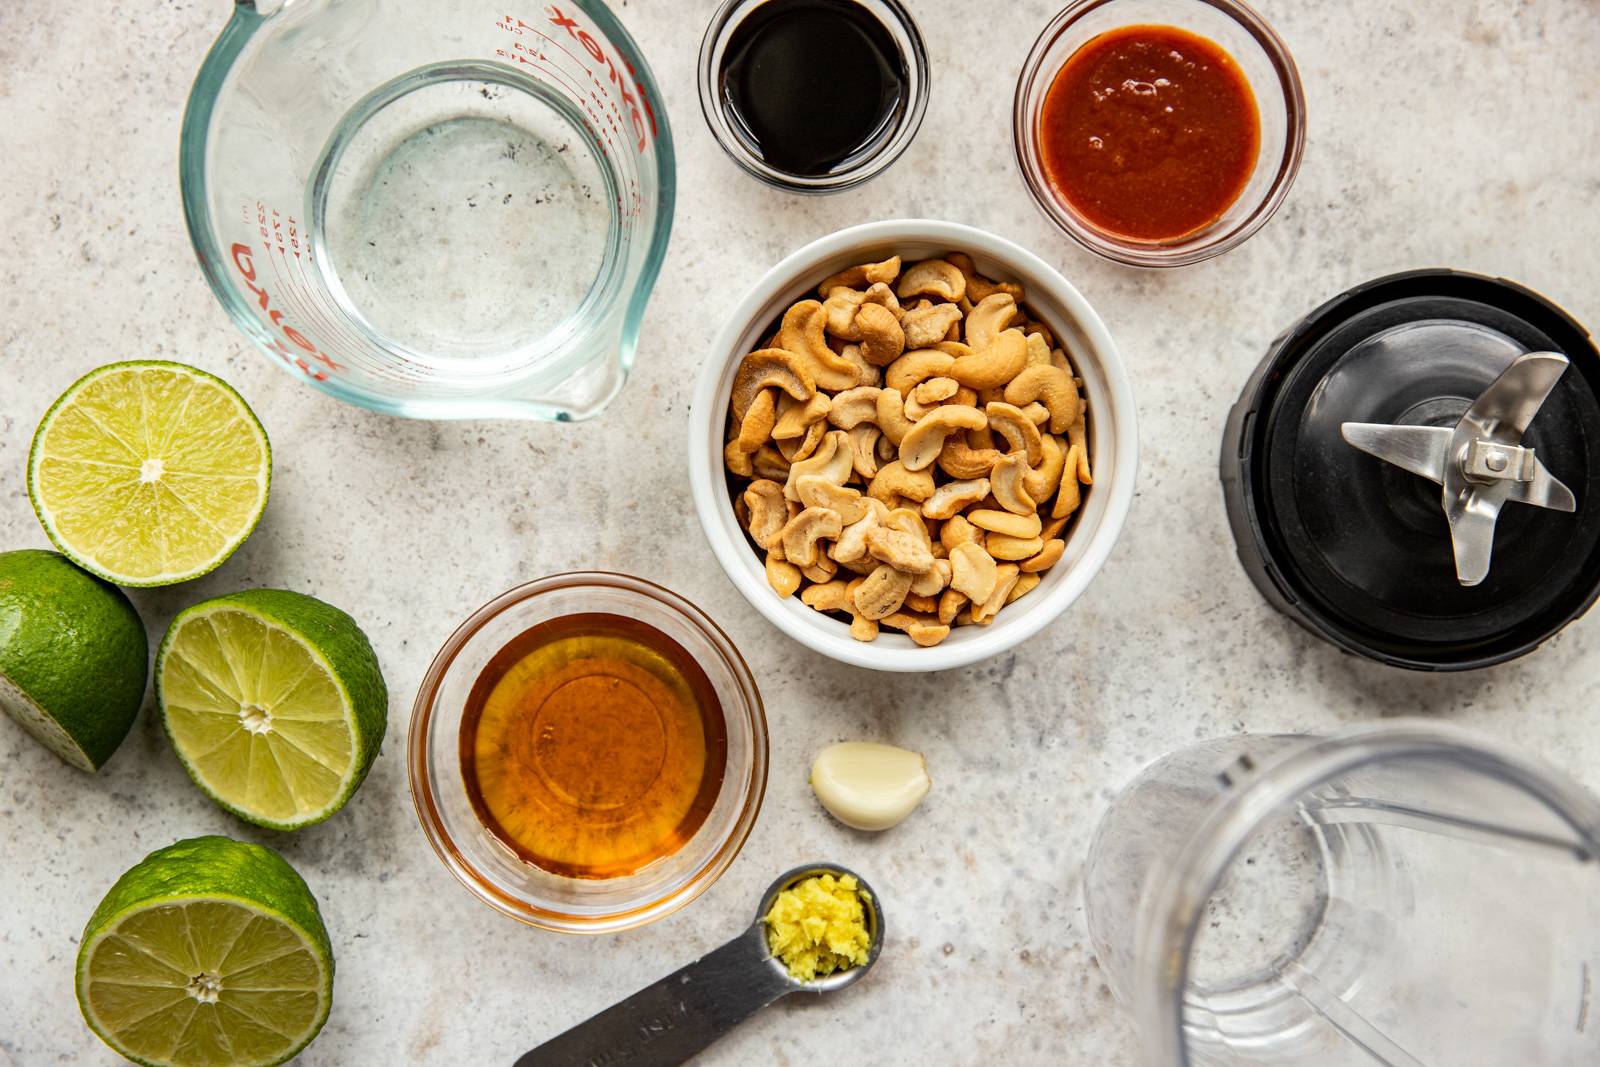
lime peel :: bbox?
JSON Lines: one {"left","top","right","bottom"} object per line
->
{"left": 0, "top": 549, "right": 148, "bottom": 770}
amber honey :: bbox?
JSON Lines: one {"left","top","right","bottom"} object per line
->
{"left": 459, "top": 613, "right": 727, "bottom": 879}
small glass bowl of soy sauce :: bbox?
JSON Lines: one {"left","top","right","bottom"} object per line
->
{"left": 698, "top": 0, "right": 929, "bottom": 193}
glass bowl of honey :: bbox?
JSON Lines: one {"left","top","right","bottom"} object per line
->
{"left": 408, "top": 573, "right": 768, "bottom": 933}
{"left": 1013, "top": 0, "right": 1306, "bottom": 267}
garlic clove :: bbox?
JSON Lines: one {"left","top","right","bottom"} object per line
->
{"left": 810, "top": 742, "right": 931, "bottom": 831}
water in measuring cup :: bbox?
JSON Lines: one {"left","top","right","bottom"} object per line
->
{"left": 311, "top": 63, "right": 615, "bottom": 367}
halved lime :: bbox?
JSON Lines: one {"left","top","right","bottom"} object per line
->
{"left": 0, "top": 549, "right": 148, "bottom": 770}
{"left": 157, "top": 589, "right": 387, "bottom": 830}
{"left": 28, "top": 361, "right": 271, "bottom": 587}
{"left": 77, "top": 835, "right": 333, "bottom": 1067}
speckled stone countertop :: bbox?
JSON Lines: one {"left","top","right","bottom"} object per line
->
{"left": 3, "top": 1, "right": 1599, "bottom": 1064}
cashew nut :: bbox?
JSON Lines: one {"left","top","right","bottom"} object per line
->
{"left": 865, "top": 508, "right": 935, "bottom": 575}
{"left": 855, "top": 302, "right": 906, "bottom": 367}
{"left": 777, "top": 419, "right": 826, "bottom": 462}
{"left": 752, "top": 444, "right": 790, "bottom": 482}
{"left": 947, "top": 252, "right": 1024, "bottom": 304}
{"left": 817, "top": 255, "right": 901, "bottom": 296}
{"left": 784, "top": 429, "right": 852, "bottom": 501}
{"left": 896, "top": 258, "right": 966, "bottom": 303}
{"left": 879, "top": 610, "right": 952, "bottom": 647}
{"left": 732, "top": 348, "right": 814, "bottom": 421}
{"left": 801, "top": 555, "right": 838, "bottom": 584}
{"left": 832, "top": 497, "right": 889, "bottom": 563}
{"left": 1053, "top": 422, "right": 1091, "bottom": 519}
{"left": 901, "top": 302, "right": 964, "bottom": 349}
{"left": 1054, "top": 473, "right": 1081, "bottom": 519}
{"left": 1004, "top": 365, "right": 1080, "bottom": 435}
{"left": 842, "top": 578, "right": 879, "bottom": 640}
{"left": 940, "top": 513, "right": 979, "bottom": 553}
{"left": 990, "top": 453, "right": 1037, "bottom": 516}
{"left": 937, "top": 587, "right": 967, "bottom": 625}
{"left": 1024, "top": 434, "right": 1066, "bottom": 504}
{"left": 853, "top": 563, "right": 914, "bottom": 620}
{"left": 1041, "top": 514, "right": 1071, "bottom": 542}
{"left": 765, "top": 552, "right": 801, "bottom": 597}
{"left": 885, "top": 349, "right": 956, "bottom": 396}
{"left": 938, "top": 434, "right": 1003, "bottom": 480}
{"left": 801, "top": 579, "right": 850, "bottom": 612}
{"left": 838, "top": 343, "right": 880, "bottom": 386}
{"left": 863, "top": 282, "right": 902, "bottom": 315}
{"left": 782, "top": 324, "right": 838, "bottom": 390}
{"left": 1068, "top": 416, "right": 1092, "bottom": 482}
{"left": 724, "top": 386, "right": 778, "bottom": 475}
{"left": 922, "top": 478, "right": 990, "bottom": 520}
{"left": 823, "top": 287, "right": 865, "bottom": 339}
{"left": 986, "top": 401, "right": 1044, "bottom": 465}
{"left": 910, "top": 558, "right": 951, "bottom": 597}
{"left": 964, "top": 294, "right": 1019, "bottom": 352}
{"left": 772, "top": 391, "right": 831, "bottom": 440}
{"left": 1021, "top": 317, "right": 1056, "bottom": 350}
{"left": 971, "top": 564, "right": 1021, "bottom": 624}
{"left": 904, "top": 376, "right": 959, "bottom": 420}
{"left": 743, "top": 479, "right": 789, "bottom": 548}
{"left": 899, "top": 405, "right": 989, "bottom": 471}
{"left": 874, "top": 388, "right": 917, "bottom": 446}
{"left": 986, "top": 534, "right": 1044, "bottom": 561}
{"left": 848, "top": 423, "right": 882, "bottom": 480}
{"left": 1007, "top": 572, "right": 1041, "bottom": 604}
{"left": 949, "top": 541, "right": 999, "bottom": 604}
{"left": 1021, "top": 538, "right": 1065, "bottom": 573}
{"left": 780, "top": 300, "right": 861, "bottom": 391}
{"left": 968, "top": 509, "right": 1042, "bottom": 539}
{"left": 780, "top": 506, "right": 843, "bottom": 568}
{"left": 827, "top": 385, "right": 881, "bottom": 429}
{"left": 803, "top": 579, "right": 880, "bottom": 641}
{"left": 796, "top": 475, "right": 869, "bottom": 525}
{"left": 1024, "top": 331, "right": 1053, "bottom": 369}
{"left": 949, "top": 329, "right": 1027, "bottom": 391}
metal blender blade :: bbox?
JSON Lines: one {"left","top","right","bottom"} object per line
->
{"left": 1341, "top": 351, "right": 1577, "bottom": 587}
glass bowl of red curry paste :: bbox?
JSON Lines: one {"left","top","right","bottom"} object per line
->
{"left": 1013, "top": 0, "right": 1304, "bottom": 267}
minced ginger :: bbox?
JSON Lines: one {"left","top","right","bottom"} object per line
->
{"left": 764, "top": 872, "right": 872, "bottom": 981}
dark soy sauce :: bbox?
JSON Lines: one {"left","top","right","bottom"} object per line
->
{"left": 720, "top": 0, "right": 907, "bottom": 177}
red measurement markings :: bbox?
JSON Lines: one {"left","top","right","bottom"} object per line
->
{"left": 229, "top": 203, "right": 346, "bottom": 381}
{"left": 491, "top": 31, "right": 647, "bottom": 215}
{"left": 497, "top": 7, "right": 657, "bottom": 153}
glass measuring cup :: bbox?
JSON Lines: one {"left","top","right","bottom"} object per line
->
{"left": 180, "top": 0, "right": 674, "bottom": 421}
{"left": 1085, "top": 723, "right": 1600, "bottom": 1065}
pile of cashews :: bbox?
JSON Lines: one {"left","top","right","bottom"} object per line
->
{"left": 725, "top": 253, "right": 1092, "bottom": 647}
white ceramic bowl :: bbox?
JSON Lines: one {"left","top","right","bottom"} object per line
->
{"left": 688, "top": 219, "right": 1137, "bottom": 671}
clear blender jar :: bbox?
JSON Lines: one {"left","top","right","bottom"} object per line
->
{"left": 1085, "top": 723, "right": 1600, "bottom": 1065}
{"left": 180, "top": 0, "right": 674, "bottom": 421}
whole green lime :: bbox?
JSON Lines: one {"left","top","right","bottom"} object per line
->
{"left": 157, "top": 588, "right": 388, "bottom": 829}
{"left": 0, "top": 548, "right": 147, "bottom": 770}
{"left": 76, "top": 835, "right": 334, "bottom": 1067}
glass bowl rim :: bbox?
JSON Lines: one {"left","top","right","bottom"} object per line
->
{"left": 695, "top": 0, "right": 931, "bottom": 194}
{"left": 406, "top": 570, "right": 769, "bottom": 933}
{"left": 1010, "top": 0, "right": 1307, "bottom": 268}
